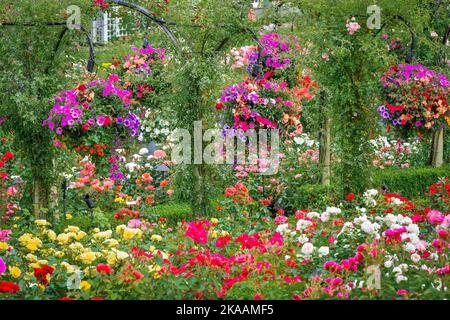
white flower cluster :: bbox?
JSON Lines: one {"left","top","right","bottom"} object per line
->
{"left": 320, "top": 207, "right": 342, "bottom": 222}
{"left": 275, "top": 224, "right": 296, "bottom": 238}
{"left": 293, "top": 133, "right": 318, "bottom": 148}
{"left": 363, "top": 189, "right": 378, "bottom": 207}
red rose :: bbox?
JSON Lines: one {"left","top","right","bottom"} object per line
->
{"left": 2, "top": 151, "right": 14, "bottom": 161}
{"left": 215, "top": 102, "right": 224, "bottom": 110}
{"left": 224, "top": 187, "right": 237, "bottom": 197}
{"left": 77, "top": 84, "right": 87, "bottom": 91}
{"left": 264, "top": 71, "right": 275, "bottom": 79}
{"left": 346, "top": 193, "right": 355, "bottom": 201}
{"left": 34, "top": 265, "right": 55, "bottom": 285}
{"left": 96, "top": 263, "right": 113, "bottom": 274}
{"left": 82, "top": 123, "right": 91, "bottom": 131}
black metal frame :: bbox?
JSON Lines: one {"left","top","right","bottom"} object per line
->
{"left": 105, "top": 0, "right": 264, "bottom": 76}
{"left": 376, "top": 15, "right": 417, "bottom": 63}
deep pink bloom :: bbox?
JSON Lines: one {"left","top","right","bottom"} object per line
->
{"left": 427, "top": 210, "right": 445, "bottom": 225}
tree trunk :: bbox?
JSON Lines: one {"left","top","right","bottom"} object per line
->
{"left": 430, "top": 127, "right": 444, "bottom": 167}
{"left": 32, "top": 176, "right": 47, "bottom": 219}
{"left": 192, "top": 163, "right": 207, "bottom": 216}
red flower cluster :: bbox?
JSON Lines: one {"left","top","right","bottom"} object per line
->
{"left": 114, "top": 207, "right": 141, "bottom": 220}
{"left": 34, "top": 265, "right": 55, "bottom": 285}
{"left": 96, "top": 263, "right": 114, "bottom": 274}
{"left": 0, "top": 281, "right": 20, "bottom": 293}
{"left": 345, "top": 193, "right": 355, "bottom": 201}
{"left": 94, "top": 0, "right": 109, "bottom": 9}
{"left": 0, "top": 151, "right": 14, "bottom": 180}
{"left": 224, "top": 183, "right": 252, "bottom": 204}
{"left": 427, "top": 177, "right": 450, "bottom": 204}
{"left": 74, "top": 143, "right": 108, "bottom": 157}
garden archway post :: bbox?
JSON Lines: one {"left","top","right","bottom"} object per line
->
{"left": 103, "top": 0, "right": 265, "bottom": 216}
{"left": 0, "top": 21, "right": 96, "bottom": 219}
{"left": 430, "top": 24, "right": 450, "bottom": 168}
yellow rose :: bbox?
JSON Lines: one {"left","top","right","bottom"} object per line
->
{"left": 78, "top": 251, "right": 97, "bottom": 264}
{"left": 210, "top": 231, "right": 218, "bottom": 239}
{"left": 69, "top": 242, "right": 84, "bottom": 252}
{"left": 80, "top": 281, "right": 91, "bottom": 291}
{"left": 35, "top": 219, "right": 49, "bottom": 226}
{"left": 26, "top": 254, "right": 38, "bottom": 262}
{"left": 210, "top": 218, "right": 219, "bottom": 224}
{"left": 9, "top": 266, "right": 21, "bottom": 278}
{"left": 0, "top": 242, "right": 9, "bottom": 251}
{"left": 94, "top": 230, "right": 112, "bottom": 240}
{"left": 122, "top": 228, "right": 141, "bottom": 240}
{"left": 26, "top": 238, "right": 42, "bottom": 252}
{"left": 106, "top": 251, "right": 117, "bottom": 265}
{"left": 114, "top": 197, "right": 124, "bottom": 204}
{"left": 150, "top": 234, "right": 162, "bottom": 242}
{"left": 54, "top": 251, "right": 65, "bottom": 257}
{"left": 57, "top": 233, "right": 70, "bottom": 245}
{"left": 103, "top": 239, "right": 119, "bottom": 247}
{"left": 66, "top": 213, "right": 73, "bottom": 220}
{"left": 75, "top": 231, "right": 86, "bottom": 241}
{"left": 115, "top": 224, "right": 126, "bottom": 235}
{"left": 61, "top": 262, "right": 75, "bottom": 273}
{"left": 107, "top": 249, "right": 129, "bottom": 265}
{"left": 65, "top": 226, "right": 80, "bottom": 233}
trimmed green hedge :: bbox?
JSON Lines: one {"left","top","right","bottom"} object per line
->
{"left": 289, "top": 184, "right": 339, "bottom": 210}
{"left": 372, "top": 166, "right": 450, "bottom": 200}
{"left": 145, "top": 202, "right": 193, "bottom": 224}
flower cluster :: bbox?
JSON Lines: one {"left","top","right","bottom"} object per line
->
{"left": 45, "top": 75, "right": 138, "bottom": 138}
{"left": 370, "top": 136, "right": 420, "bottom": 169}
{"left": 345, "top": 17, "right": 361, "bottom": 35}
{"left": 0, "top": 183, "right": 448, "bottom": 300}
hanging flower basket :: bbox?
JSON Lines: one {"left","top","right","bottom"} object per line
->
{"left": 378, "top": 64, "right": 450, "bottom": 135}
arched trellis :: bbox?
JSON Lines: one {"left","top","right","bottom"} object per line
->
{"left": 105, "top": 0, "right": 179, "bottom": 47}
{"left": 104, "top": 0, "right": 266, "bottom": 77}
{"left": 375, "top": 15, "right": 417, "bottom": 63}
{"left": 1, "top": 21, "right": 96, "bottom": 73}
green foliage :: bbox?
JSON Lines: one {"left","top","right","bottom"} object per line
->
{"left": 289, "top": 184, "right": 338, "bottom": 211}
{"left": 0, "top": 0, "right": 96, "bottom": 212}
{"left": 372, "top": 166, "right": 450, "bottom": 200}
{"left": 145, "top": 201, "right": 193, "bottom": 224}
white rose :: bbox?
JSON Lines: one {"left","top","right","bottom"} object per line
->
{"left": 411, "top": 253, "right": 421, "bottom": 263}
{"left": 404, "top": 242, "right": 416, "bottom": 253}
{"left": 301, "top": 242, "right": 314, "bottom": 255}
{"left": 320, "top": 212, "right": 330, "bottom": 222}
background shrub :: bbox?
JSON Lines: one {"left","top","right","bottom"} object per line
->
{"left": 371, "top": 166, "right": 450, "bottom": 200}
